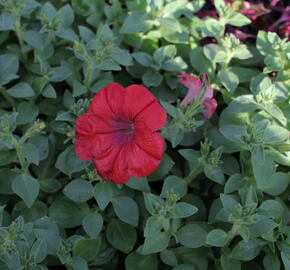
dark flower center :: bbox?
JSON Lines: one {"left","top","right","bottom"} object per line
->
{"left": 113, "top": 120, "right": 135, "bottom": 143}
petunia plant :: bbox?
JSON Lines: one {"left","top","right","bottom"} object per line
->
{"left": 0, "top": 0, "right": 289, "bottom": 270}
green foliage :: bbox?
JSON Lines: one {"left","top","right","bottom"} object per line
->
{"left": 0, "top": 0, "right": 289, "bottom": 269}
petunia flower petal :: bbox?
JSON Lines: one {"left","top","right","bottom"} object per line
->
{"left": 134, "top": 100, "right": 166, "bottom": 131}
{"left": 178, "top": 74, "right": 201, "bottom": 107}
{"left": 89, "top": 83, "right": 125, "bottom": 120}
{"left": 122, "top": 84, "right": 156, "bottom": 119}
{"left": 75, "top": 134, "right": 97, "bottom": 161}
{"left": 93, "top": 144, "right": 124, "bottom": 182}
{"left": 203, "top": 98, "right": 218, "bottom": 119}
{"left": 201, "top": 86, "right": 214, "bottom": 102}
{"left": 111, "top": 130, "right": 164, "bottom": 182}
{"left": 75, "top": 113, "right": 96, "bottom": 136}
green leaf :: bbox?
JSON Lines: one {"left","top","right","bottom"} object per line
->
{"left": 163, "top": 0, "right": 190, "bottom": 16}
{"left": 154, "top": 45, "right": 177, "bottom": 63}
{"left": 0, "top": 150, "right": 16, "bottom": 167}
{"left": 141, "top": 232, "right": 170, "bottom": 255}
{"left": 178, "top": 149, "right": 201, "bottom": 163}
{"left": 120, "top": 12, "right": 153, "bottom": 34}
{"left": 169, "top": 202, "right": 198, "bottom": 218}
{"left": 125, "top": 253, "right": 158, "bottom": 270}
{"left": 7, "top": 82, "right": 35, "bottom": 98}
{"left": 12, "top": 174, "right": 40, "bottom": 208}
{"left": 168, "top": 126, "right": 185, "bottom": 148}
{"left": 224, "top": 174, "right": 243, "bottom": 193}
{"left": 22, "top": 143, "right": 40, "bottom": 165}
{"left": 252, "top": 154, "right": 276, "bottom": 190}
{"left": 263, "top": 125, "right": 289, "bottom": 144}
{"left": 73, "top": 238, "right": 101, "bottom": 261}
{"left": 144, "top": 216, "right": 164, "bottom": 237}
{"left": 111, "top": 48, "right": 132, "bottom": 66}
{"left": 281, "top": 252, "right": 290, "bottom": 270}
{"left": 190, "top": 47, "right": 215, "bottom": 74}
{"left": 42, "top": 84, "right": 57, "bottom": 98}
{"left": 160, "top": 102, "right": 179, "bottom": 118}
{"left": 56, "top": 4, "right": 74, "bottom": 27}
{"left": 93, "top": 181, "right": 113, "bottom": 210}
{"left": 259, "top": 200, "right": 284, "bottom": 219}
{"left": 143, "top": 193, "right": 165, "bottom": 215}
{"left": 143, "top": 70, "right": 163, "bottom": 86}
{"left": 206, "top": 229, "right": 228, "bottom": 247}
{"left": 82, "top": 212, "right": 103, "bottom": 238}
{"left": 126, "top": 177, "right": 151, "bottom": 192}
{"left": 261, "top": 172, "right": 289, "bottom": 196}
{"left": 50, "top": 65, "right": 73, "bottom": 82}
{"left": 34, "top": 217, "right": 61, "bottom": 254}
{"left": 63, "top": 179, "right": 93, "bottom": 203}
{"left": 263, "top": 253, "right": 280, "bottom": 270}
{"left": 0, "top": 54, "right": 19, "bottom": 85}
{"left": 17, "top": 102, "right": 39, "bottom": 125}
{"left": 49, "top": 197, "right": 89, "bottom": 228}
{"left": 230, "top": 239, "right": 265, "bottom": 261}
{"left": 219, "top": 70, "right": 239, "bottom": 92}
{"left": 13, "top": 200, "right": 47, "bottom": 222}
{"left": 39, "top": 178, "right": 61, "bottom": 194}
{"left": 161, "top": 176, "right": 187, "bottom": 198}
{"left": 132, "top": 52, "right": 153, "bottom": 66}
{"left": 106, "top": 219, "right": 137, "bottom": 253}
{"left": 112, "top": 196, "right": 139, "bottom": 227}
{"left": 203, "top": 44, "right": 228, "bottom": 63}
{"left": 221, "top": 254, "right": 241, "bottom": 270}
{"left": 220, "top": 125, "right": 248, "bottom": 144}
{"left": 224, "top": 10, "right": 251, "bottom": 27}
{"left": 200, "top": 18, "right": 225, "bottom": 39}
{"left": 69, "top": 257, "right": 88, "bottom": 270}
{"left": 162, "top": 57, "right": 187, "bottom": 72}
{"left": 23, "top": 30, "right": 45, "bottom": 50}
{"left": 30, "top": 239, "right": 47, "bottom": 263}
{"left": 159, "top": 17, "right": 182, "bottom": 33}
{"left": 148, "top": 154, "right": 174, "bottom": 181}
{"left": 204, "top": 165, "right": 225, "bottom": 184}
{"left": 256, "top": 31, "right": 276, "bottom": 55}
{"left": 178, "top": 224, "right": 207, "bottom": 248}
{"left": 55, "top": 145, "right": 88, "bottom": 177}
{"left": 73, "top": 81, "right": 87, "bottom": 97}
{"left": 220, "top": 194, "right": 238, "bottom": 213}
{"left": 263, "top": 104, "right": 287, "bottom": 126}
{"left": 160, "top": 249, "right": 178, "bottom": 267}
{"left": 159, "top": 20, "right": 188, "bottom": 44}
{"left": 0, "top": 12, "right": 19, "bottom": 31}
{"left": 96, "top": 58, "right": 121, "bottom": 71}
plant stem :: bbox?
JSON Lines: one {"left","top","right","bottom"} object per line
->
{"left": 84, "top": 62, "right": 93, "bottom": 89}
{"left": 15, "top": 20, "right": 28, "bottom": 67}
{"left": 12, "top": 138, "right": 28, "bottom": 173}
{"left": 184, "top": 163, "right": 203, "bottom": 184}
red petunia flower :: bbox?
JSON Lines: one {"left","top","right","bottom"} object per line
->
{"left": 178, "top": 73, "right": 217, "bottom": 119}
{"left": 75, "top": 83, "right": 166, "bottom": 184}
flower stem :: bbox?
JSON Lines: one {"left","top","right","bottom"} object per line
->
{"left": 12, "top": 138, "right": 28, "bottom": 173}
{"left": 15, "top": 20, "right": 28, "bottom": 67}
{"left": 184, "top": 163, "right": 203, "bottom": 184}
{"left": 84, "top": 62, "right": 93, "bottom": 89}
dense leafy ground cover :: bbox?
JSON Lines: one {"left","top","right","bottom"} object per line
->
{"left": 0, "top": 0, "right": 289, "bottom": 269}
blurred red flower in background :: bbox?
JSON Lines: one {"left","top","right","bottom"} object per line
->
{"left": 75, "top": 83, "right": 166, "bottom": 184}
